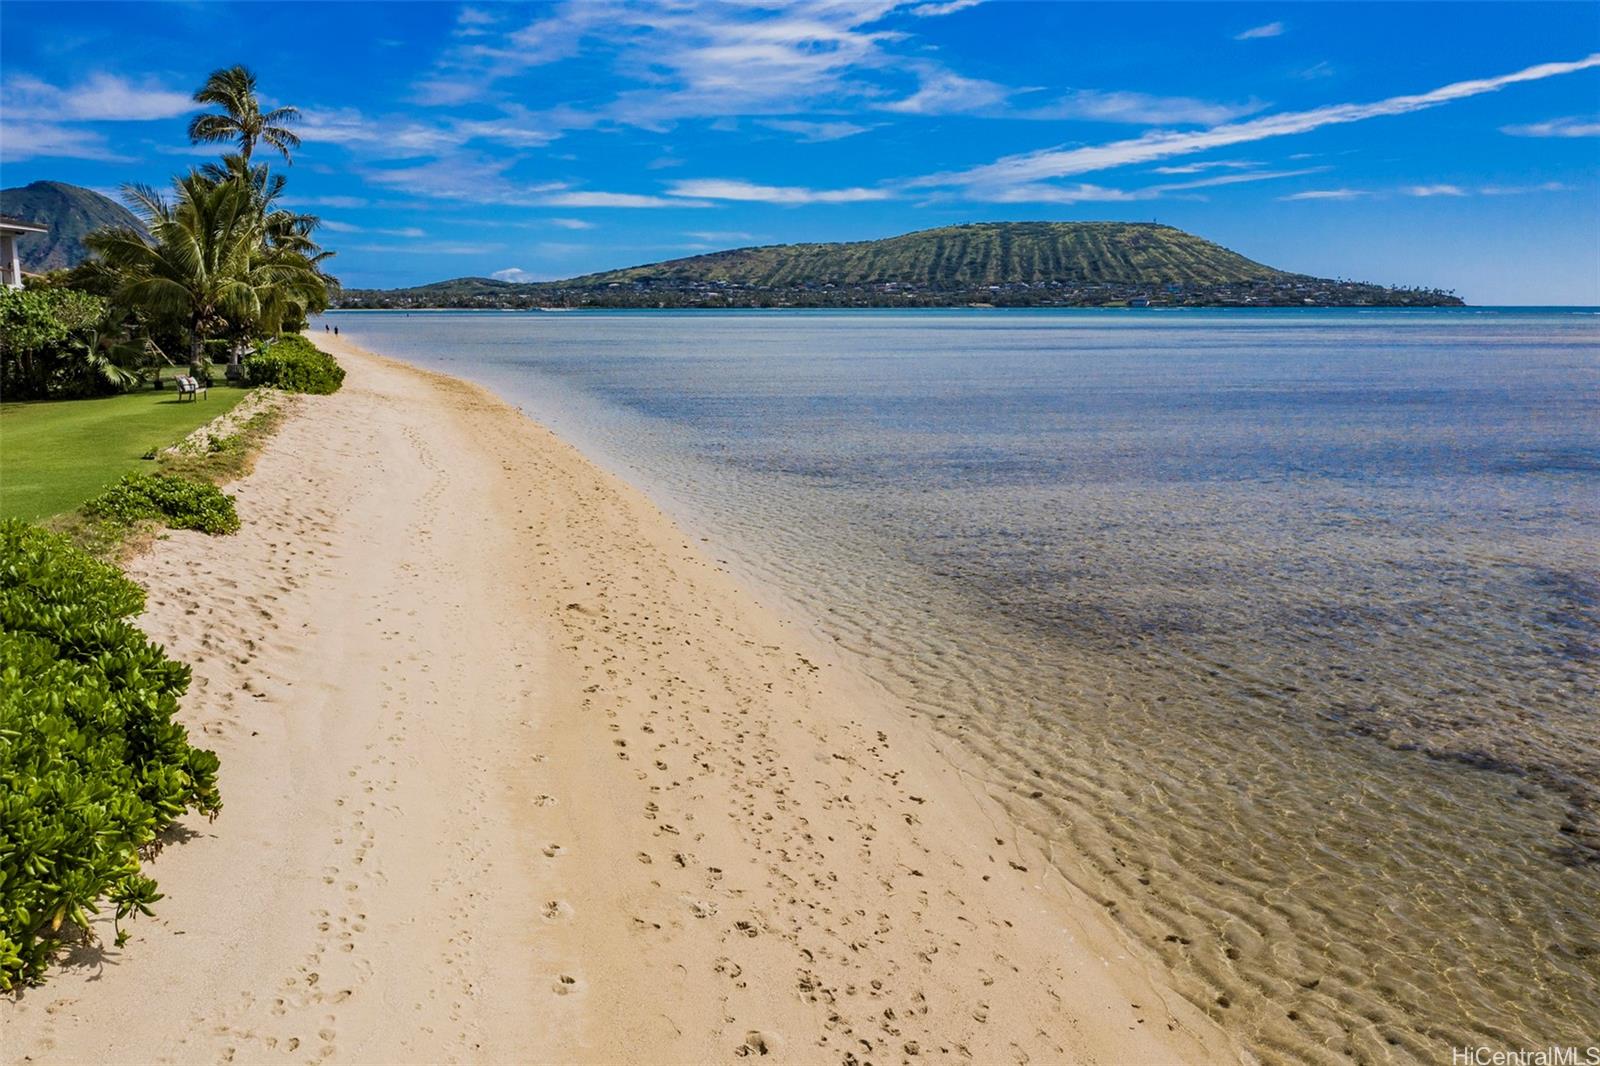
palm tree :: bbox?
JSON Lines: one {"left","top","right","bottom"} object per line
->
{"left": 87, "top": 173, "right": 324, "bottom": 364}
{"left": 187, "top": 66, "right": 302, "bottom": 165}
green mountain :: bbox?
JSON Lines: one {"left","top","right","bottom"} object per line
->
{"left": 570, "top": 222, "right": 1279, "bottom": 289}
{"left": 336, "top": 222, "right": 1462, "bottom": 309}
{"left": 0, "top": 181, "right": 147, "bottom": 272}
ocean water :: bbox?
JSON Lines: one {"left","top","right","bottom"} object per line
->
{"left": 324, "top": 309, "right": 1600, "bottom": 1063}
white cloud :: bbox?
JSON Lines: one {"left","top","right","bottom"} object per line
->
{"left": 363, "top": 155, "right": 567, "bottom": 205}
{"left": 917, "top": 53, "right": 1600, "bottom": 191}
{"left": 1501, "top": 116, "right": 1600, "bottom": 137}
{"left": 542, "top": 190, "right": 710, "bottom": 208}
{"left": 0, "top": 121, "right": 125, "bottom": 162}
{"left": 968, "top": 167, "right": 1318, "bottom": 204}
{"left": 905, "top": 0, "right": 984, "bottom": 15}
{"left": 322, "top": 220, "right": 427, "bottom": 237}
{"left": 881, "top": 66, "right": 1011, "bottom": 115}
{"left": 1278, "top": 188, "right": 1367, "bottom": 201}
{"left": 666, "top": 179, "right": 891, "bottom": 204}
{"left": 1235, "top": 22, "right": 1285, "bottom": 40}
{"left": 349, "top": 241, "right": 504, "bottom": 255}
{"left": 760, "top": 118, "right": 874, "bottom": 142}
{"left": 1404, "top": 184, "right": 1468, "bottom": 197}
{"left": 687, "top": 230, "right": 759, "bottom": 242}
{"left": 1479, "top": 181, "right": 1571, "bottom": 195}
{"left": 549, "top": 217, "right": 596, "bottom": 229}
{"left": 1150, "top": 160, "right": 1259, "bottom": 175}
{"left": 1027, "top": 89, "right": 1264, "bottom": 126}
{"left": 282, "top": 195, "right": 371, "bottom": 209}
{"left": 491, "top": 267, "right": 547, "bottom": 282}
{"left": 2, "top": 72, "right": 192, "bottom": 122}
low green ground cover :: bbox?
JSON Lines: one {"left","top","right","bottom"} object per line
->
{"left": 0, "top": 520, "right": 222, "bottom": 988}
{"left": 0, "top": 386, "right": 249, "bottom": 521}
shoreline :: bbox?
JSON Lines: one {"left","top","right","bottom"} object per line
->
{"left": 6, "top": 336, "right": 1239, "bottom": 1063}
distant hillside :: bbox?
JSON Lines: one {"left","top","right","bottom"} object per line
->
{"left": 337, "top": 222, "right": 1462, "bottom": 309}
{"left": 573, "top": 222, "right": 1279, "bottom": 289}
{"left": 0, "top": 181, "right": 146, "bottom": 272}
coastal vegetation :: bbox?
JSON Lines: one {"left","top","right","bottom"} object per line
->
{"left": 0, "top": 64, "right": 334, "bottom": 987}
{"left": 0, "top": 520, "right": 222, "bottom": 989}
{"left": 243, "top": 333, "right": 345, "bottom": 393}
{"left": 336, "top": 221, "right": 1463, "bottom": 309}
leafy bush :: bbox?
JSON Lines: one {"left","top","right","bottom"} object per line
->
{"left": 0, "top": 520, "right": 221, "bottom": 987}
{"left": 84, "top": 473, "right": 241, "bottom": 535}
{"left": 0, "top": 287, "right": 118, "bottom": 400}
{"left": 242, "top": 335, "right": 344, "bottom": 394}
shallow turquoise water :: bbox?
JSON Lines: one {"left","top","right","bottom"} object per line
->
{"left": 325, "top": 308, "right": 1600, "bottom": 1063}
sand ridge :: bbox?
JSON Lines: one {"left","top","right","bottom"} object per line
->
{"left": 4, "top": 337, "right": 1239, "bottom": 1064}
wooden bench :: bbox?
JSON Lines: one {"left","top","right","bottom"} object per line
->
{"left": 175, "top": 375, "right": 208, "bottom": 401}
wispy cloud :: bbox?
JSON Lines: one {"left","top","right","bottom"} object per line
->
{"left": 687, "top": 230, "right": 759, "bottom": 243}
{"left": 282, "top": 195, "right": 371, "bottom": 209}
{"left": 1150, "top": 160, "right": 1259, "bottom": 175}
{"left": 322, "top": 220, "right": 427, "bottom": 237}
{"left": 1235, "top": 21, "right": 1285, "bottom": 41}
{"left": 1501, "top": 115, "right": 1600, "bottom": 137}
{"left": 543, "top": 190, "right": 710, "bottom": 208}
{"left": 549, "top": 217, "right": 596, "bottom": 229}
{"left": 1026, "top": 89, "right": 1265, "bottom": 126}
{"left": 970, "top": 167, "right": 1319, "bottom": 204}
{"left": 759, "top": 118, "right": 874, "bottom": 142}
{"left": 1278, "top": 188, "right": 1368, "bottom": 201}
{"left": 0, "top": 71, "right": 193, "bottom": 160}
{"left": 3, "top": 71, "right": 192, "bottom": 121}
{"left": 1280, "top": 180, "right": 1571, "bottom": 203}
{"left": 906, "top": 0, "right": 984, "bottom": 16}
{"left": 916, "top": 53, "right": 1600, "bottom": 193}
{"left": 1479, "top": 180, "right": 1571, "bottom": 195}
{"left": 666, "top": 178, "right": 891, "bottom": 204}
{"left": 349, "top": 241, "right": 504, "bottom": 255}
{"left": 880, "top": 66, "right": 1011, "bottom": 115}
{"left": 0, "top": 120, "right": 126, "bottom": 162}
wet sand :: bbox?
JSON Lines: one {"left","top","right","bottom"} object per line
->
{"left": 5, "top": 337, "right": 1236, "bottom": 1064}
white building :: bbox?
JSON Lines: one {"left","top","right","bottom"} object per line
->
{"left": 1, "top": 215, "right": 49, "bottom": 289}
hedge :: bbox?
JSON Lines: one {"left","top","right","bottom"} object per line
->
{"left": 0, "top": 520, "right": 221, "bottom": 987}
{"left": 242, "top": 335, "right": 345, "bottom": 394}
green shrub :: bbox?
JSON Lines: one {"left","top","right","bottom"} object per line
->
{"left": 0, "top": 287, "right": 114, "bottom": 400}
{"left": 0, "top": 520, "right": 221, "bottom": 987}
{"left": 242, "top": 335, "right": 344, "bottom": 394}
{"left": 84, "top": 473, "right": 240, "bottom": 535}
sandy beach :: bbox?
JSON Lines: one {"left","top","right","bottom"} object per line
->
{"left": 5, "top": 337, "right": 1237, "bottom": 1065}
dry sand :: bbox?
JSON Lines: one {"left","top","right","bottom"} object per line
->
{"left": 5, "top": 338, "right": 1239, "bottom": 1065}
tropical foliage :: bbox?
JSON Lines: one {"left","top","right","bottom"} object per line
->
{"left": 0, "top": 64, "right": 331, "bottom": 990}
{"left": 0, "top": 287, "right": 139, "bottom": 400}
{"left": 0, "top": 520, "right": 221, "bottom": 988}
{"left": 5, "top": 64, "right": 336, "bottom": 397}
{"left": 87, "top": 172, "right": 328, "bottom": 363}
{"left": 187, "top": 65, "right": 302, "bottom": 166}
{"left": 242, "top": 334, "right": 345, "bottom": 394}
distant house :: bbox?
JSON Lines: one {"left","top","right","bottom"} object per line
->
{"left": 1, "top": 214, "right": 49, "bottom": 289}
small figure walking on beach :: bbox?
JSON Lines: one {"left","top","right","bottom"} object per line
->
{"left": 334, "top": 326, "right": 339, "bottom": 335}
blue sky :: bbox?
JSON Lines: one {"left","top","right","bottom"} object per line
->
{"left": 2, "top": 1, "right": 1597, "bottom": 303}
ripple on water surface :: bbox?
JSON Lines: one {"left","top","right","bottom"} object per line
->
{"left": 328, "top": 309, "right": 1600, "bottom": 1063}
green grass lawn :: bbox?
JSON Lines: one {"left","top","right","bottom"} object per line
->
{"left": 1, "top": 385, "right": 251, "bottom": 521}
